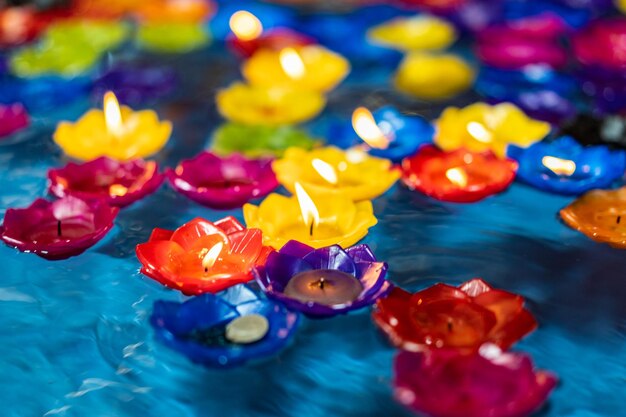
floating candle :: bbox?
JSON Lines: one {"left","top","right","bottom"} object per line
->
{"left": 134, "top": 0, "right": 214, "bottom": 23}
{"left": 434, "top": 102, "right": 551, "bottom": 158}
{"left": 573, "top": 18, "right": 626, "bottom": 70}
{"left": 373, "top": 278, "right": 536, "bottom": 351}
{"left": 0, "top": 103, "right": 29, "bottom": 139}
{"left": 560, "top": 187, "right": 626, "bottom": 249}
{"left": 476, "top": 34, "right": 567, "bottom": 70}
{"left": 48, "top": 157, "right": 164, "bottom": 207}
{"left": 272, "top": 146, "right": 400, "bottom": 201}
{"left": 150, "top": 285, "right": 299, "bottom": 367}
{"left": 10, "top": 43, "right": 102, "bottom": 78}
{"left": 243, "top": 185, "right": 377, "bottom": 249}
{"left": 394, "top": 348, "right": 557, "bottom": 417}
{"left": 216, "top": 82, "right": 326, "bottom": 126}
{"left": 511, "top": 136, "right": 626, "bottom": 195}
{"left": 166, "top": 152, "right": 278, "bottom": 209}
{"left": 255, "top": 241, "right": 391, "bottom": 317}
{"left": 401, "top": 145, "right": 518, "bottom": 203}
{"left": 136, "top": 22, "right": 210, "bottom": 53}
{"left": 0, "top": 75, "right": 91, "bottom": 112}
{"left": 211, "top": 123, "right": 318, "bottom": 158}
{"left": 367, "top": 15, "right": 456, "bottom": 51}
{"left": 242, "top": 45, "right": 350, "bottom": 92}
{"left": 0, "top": 6, "right": 58, "bottom": 47}
{"left": 0, "top": 196, "right": 118, "bottom": 260}
{"left": 44, "top": 20, "right": 130, "bottom": 52}
{"left": 53, "top": 91, "right": 172, "bottom": 161}
{"left": 394, "top": 52, "right": 475, "bottom": 100}
{"left": 136, "top": 217, "right": 271, "bottom": 295}
{"left": 93, "top": 64, "right": 177, "bottom": 105}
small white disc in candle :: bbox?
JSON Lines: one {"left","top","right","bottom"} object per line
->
{"left": 225, "top": 314, "right": 269, "bottom": 344}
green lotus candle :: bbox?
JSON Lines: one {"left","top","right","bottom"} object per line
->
{"left": 136, "top": 22, "right": 210, "bottom": 53}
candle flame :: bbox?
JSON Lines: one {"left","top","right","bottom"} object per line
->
{"left": 279, "top": 47, "right": 306, "bottom": 80}
{"left": 103, "top": 91, "right": 124, "bottom": 137}
{"left": 466, "top": 122, "right": 493, "bottom": 143}
{"left": 311, "top": 158, "right": 338, "bottom": 185}
{"left": 294, "top": 182, "right": 319, "bottom": 233}
{"left": 352, "top": 107, "right": 389, "bottom": 149}
{"left": 202, "top": 242, "right": 224, "bottom": 271}
{"left": 229, "top": 10, "right": 263, "bottom": 41}
{"left": 542, "top": 156, "right": 576, "bottom": 176}
{"left": 445, "top": 167, "right": 468, "bottom": 187}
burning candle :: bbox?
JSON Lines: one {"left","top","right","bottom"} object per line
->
{"left": 272, "top": 146, "right": 400, "bottom": 201}
{"left": 401, "top": 145, "right": 518, "bottom": 203}
{"left": 136, "top": 22, "right": 210, "bottom": 53}
{"left": 367, "top": 15, "right": 457, "bottom": 51}
{"left": 255, "top": 241, "right": 391, "bottom": 317}
{"left": 243, "top": 184, "right": 377, "bottom": 249}
{"left": 53, "top": 91, "right": 172, "bottom": 161}
{"left": 134, "top": 0, "right": 214, "bottom": 23}
{"left": 242, "top": 45, "right": 350, "bottom": 92}
{"left": 0, "top": 103, "right": 29, "bottom": 140}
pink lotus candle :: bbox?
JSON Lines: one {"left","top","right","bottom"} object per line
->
{"left": 0, "top": 103, "right": 29, "bottom": 139}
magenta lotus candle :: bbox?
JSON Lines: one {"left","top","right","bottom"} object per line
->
{"left": 476, "top": 32, "right": 567, "bottom": 69}
{"left": 166, "top": 152, "right": 278, "bottom": 209}
{"left": 0, "top": 103, "right": 29, "bottom": 139}
{"left": 0, "top": 196, "right": 118, "bottom": 260}
{"left": 48, "top": 157, "right": 164, "bottom": 208}
{"left": 394, "top": 347, "right": 557, "bottom": 417}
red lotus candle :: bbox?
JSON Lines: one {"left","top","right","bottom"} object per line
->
{"left": 0, "top": 196, "right": 118, "bottom": 260}
{"left": 401, "top": 145, "right": 517, "bottom": 203}
{"left": 226, "top": 10, "right": 314, "bottom": 58}
{"left": 573, "top": 18, "right": 626, "bottom": 70}
{"left": 136, "top": 217, "right": 272, "bottom": 295}
{"left": 0, "top": 6, "right": 70, "bottom": 47}
{"left": 0, "top": 103, "right": 29, "bottom": 140}
{"left": 48, "top": 157, "right": 164, "bottom": 208}
{"left": 373, "top": 279, "right": 537, "bottom": 352}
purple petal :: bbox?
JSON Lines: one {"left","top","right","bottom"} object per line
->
{"left": 278, "top": 240, "right": 314, "bottom": 257}
{"left": 263, "top": 251, "right": 313, "bottom": 292}
{"left": 345, "top": 243, "right": 377, "bottom": 263}
{"left": 302, "top": 245, "right": 357, "bottom": 275}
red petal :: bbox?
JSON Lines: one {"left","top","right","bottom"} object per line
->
{"left": 411, "top": 283, "right": 469, "bottom": 306}
{"left": 373, "top": 287, "right": 422, "bottom": 350}
{"left": 149, "top": 228, "right": 173, "bottom": 242}
{"left": 136, "top": 241, "right": 184, "bottom": 284}
{"left": 490, "top": 308, "right": 538, "bottom": 349}
{"left": 215, "top": 216, "right": 245, "bottom": 235}
{"left": 170, "top": 218, "right": 227, "bottom": 251}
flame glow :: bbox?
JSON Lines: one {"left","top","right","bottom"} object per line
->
{"left": 352, "top": 107, "right": 389, "bottom": 149}
{"left": 279, "top": 47, "right": 306, "bottom": 79}
{"left": 466, "top": 122, "right": 493, "bottom": 143}
{"left": 229, "top": 11, "right": 263, "bottom": 41}
{"left": 103, "top": 91, "right": 124, "bottom": 137}
{"left": 294, "top": 182, "right": 319, "bottom": 233}
{"left": 311, "top": 159, "right": 338, "bottom": 185}
{"left": 542, "top": 156, "right": 576, "bottom": 176}
{"left": 202, "top": 242, "right": 224, "bottom": 271}
{"left": 445, "top": 167, "right": 468, "bottom": 188}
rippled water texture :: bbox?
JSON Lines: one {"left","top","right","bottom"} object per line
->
{"left": 0, "top": 46, "right": 624, "bottom": 417}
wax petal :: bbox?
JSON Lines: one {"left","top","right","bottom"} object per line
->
{"left": 302, "top": 245, "right": 357, "bottom": 275}
{"left": 262, "top": 251, "right": 314, "bottom": 291}
{"left": 345, "top": 244, "right": 377, "bottom": 263}
{"left": 169, "top": 218, "right": 229, "bottom": 251}
{"left": 278, "top": 240, "right": 315, "bottom": 258}
{"left": 153, "top": 296, "right": 238, "bottom": 337}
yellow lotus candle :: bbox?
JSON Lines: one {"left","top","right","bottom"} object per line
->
{"left": 394, "top": 52, "right": 475, "bottom": 100}
{"left": 242, "top": 45, "right": 350, "bottom": 92}
{"left": 216, "top": 82, "right": 326, "bottom": 126}
{"left": 53, "top": 91, "right": 172, "bottom": 161}
{"left": 367, "top": 15, "right": 456, "bottom": 51}
{"left": 435, "top": 102, "right": 551, "bottom": 158}
{"left": 272, "top": 146, "right": 400, "bottom": 201}
{"left": 243, "top": 183, "right": 377, "bottom": 249}
{"left": 136, "top": 22, "right": 210, "bottom": 53}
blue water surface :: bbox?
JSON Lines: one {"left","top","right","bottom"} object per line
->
{"left": 0, "top": 33, "right": 624, "bottom": 417}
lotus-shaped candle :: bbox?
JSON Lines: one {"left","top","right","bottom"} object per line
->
{"left": 0, "top": 76, "right": 91, "bottom": 112}
{"left": 48, "top": 157, "right": 164, "bottom": 207}
{"left": 94, "top": 64, "right": 177, "bottom": 105}
{"left": 134, "top": 0, "right": 214, "bottom": 23}
{"left": 501, "top": 0, "right": 589, "bottom": 37}
{"left": 401, "top": 146, "right": 518, "bottom": 203}
{"left": 166, "top": 152, "right": 278, "bottom": 209}
{"left": 272, "top": 146, "right": 400, "bottom": 201}
{"left": 216, "top": 83, "right": 325, "bottom": 126}
{"left": 243, "top": 186, "right": 377, "bottom": 249}
{"left": 367, "top": 15, "right": 456, "bottom": 51}
{"left": 0, "top": 103, "right": 29, "bottom": 139}
{"left": 373, "top": 279, "right": 536, "bottom": 351}
{"left": 44, "top": 20, "right": 130, "bottom": 52}
{"left": 511, "top": 136, "right": 626, "bottom": 195}
{"left": 254, "top": 241, "right": 391, "bottom": 317}
{"left": 560, "top": 187, "right": 626, "bottom": 249}
{"left": 211, "top": 123, "right": 318, "bottom": 158}
{"left": 53, "top": 91, "right": 172, "bottom": 161}
{"left": 394, "top": 52, "right": 475, "bottom": 101}
{"left": 576, "top": 66, "right": 626, "bottom": 115}
{"left": 151, "top": 285, "right": 299, "bottom": 368}
{"left": 136, "top": 22, "right": 210, "bottom": 53}
{"left": 136, "top": 217, "right": 272, "bottom": 295}
{"left": 242, "top": 45, "right": 349, "bottom": 93}
{"left": 0, "top": 196, "right": 118, "bottom": 260}
{"left": 476, "top": 32, "right": 567, "bottom": 70}
{"left": 573, "top": 18, "right": 626, "bottom": 70}
{"left": 394, "top": 348, "right": 557, "bottom": 417}
{"left": 435, "top": 102, "right": 551, "bottom": 158}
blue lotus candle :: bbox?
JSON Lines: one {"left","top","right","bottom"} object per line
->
{"left": 0, "top": 75, "right": 90, "bottom": 111}
{"left": 254, "top": 241, "right": 392, "bottom": 318}
{"left": 150, "top": 285, "right": 299, "bottom": 368}
{"left": 510, "top": 136, "right": 626, "bottom": 195}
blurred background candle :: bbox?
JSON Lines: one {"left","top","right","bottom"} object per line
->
{"left": 136, "top": 22, "right": 210, "bottom": 53}
{"left": 367, "top": 14, "right": 457, "bottom": 51}
{"left": 93, "top": 64, "right": 177, "bottom": 106}
{"left": 0, "top": 103, "right": 29, "bottom": 139}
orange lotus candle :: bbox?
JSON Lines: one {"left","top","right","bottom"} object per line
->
{"left": 53, "top": 91, "right": 172, "bottom": 161}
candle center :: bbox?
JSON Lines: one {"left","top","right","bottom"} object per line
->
{"left": 284, "top": 269, "right": 363, "bottom": 306}
{"left": 26, "top": 219, "right": 96, "bottom": 244}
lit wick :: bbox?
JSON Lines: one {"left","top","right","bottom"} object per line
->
{"left": 617, "top": 216, "right": 622, "bottom": 225}
{"left": 57, "top": 220, "right": 62, "bottom": 237}
{"left": 447, "top": 318, "right": 453, "bottom": 333}
{"left": 309, "top": 221, "right": 314, "bottom": 237}
{"left": 202, "top": 242, "right": 224, "bottom": 274}
{"left": 310, "top": 277, "right": 326, "bottom": 290}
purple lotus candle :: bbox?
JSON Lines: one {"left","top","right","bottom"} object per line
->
{"left": 48, "top": 157, "right": 164, "bottom": 208}
{"left": 166, "top": 152, "right": 279, "bottom": 210}
{"left": 0, "top": 196, "right": 118, "bottom": 260}
{"left": 0, "top": 103, "right": 29, "bottom": 139}
{"left": 93, "top": 64, "right": 177, "bottom": 105}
